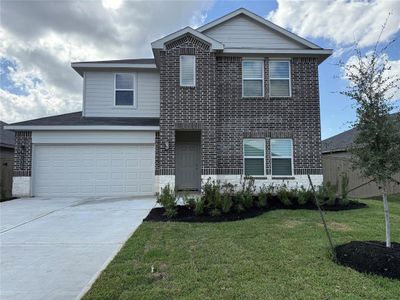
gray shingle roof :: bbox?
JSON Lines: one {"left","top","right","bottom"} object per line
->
{"left": 322, "top": 112, "right": 400, "bottom": 153}
{"left": 321, "top": 127, "right": 357, "bottom": 153}
{"left": 8, "top": 112, "right": 159, "bottom": 127}
{"left": 0, "top": 121, "right": 15, "bottom": 148}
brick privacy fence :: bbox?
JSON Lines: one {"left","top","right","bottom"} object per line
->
{"left": 158, "top": 33, "right": 322, "bottom": 176}
{"left": 13, "top": 131, "right": 32, "bottom": 176}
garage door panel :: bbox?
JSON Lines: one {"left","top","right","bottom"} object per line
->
{"left": 33, "top": 144, "right": 155, "bottom": 197}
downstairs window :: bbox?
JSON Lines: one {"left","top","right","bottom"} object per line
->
{"left": 271, "top": 139, "right": 293, "bottom": 176}
{"left": 243, "top": 139, "right": 265, "bottom": 176}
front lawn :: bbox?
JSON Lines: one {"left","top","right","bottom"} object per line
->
{"left": 84, "top": 199, "right": 399, "bottom": 299}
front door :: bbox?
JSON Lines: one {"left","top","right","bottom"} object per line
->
{"left": 176, "top": 141, "right": 201, "bottom": 191}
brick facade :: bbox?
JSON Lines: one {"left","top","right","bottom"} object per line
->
{"left": 158, "top": 34, "right": 322, "bottom": 177}
{"left": 14, "top": 131, "right": 32, "bottom": 176}
{"left": 13, "top": 36, "right": 323, "bottom": 186}
{"left": 216, "top": 56, "right": 322, "bottom": 175}
{"left": 158, "top": 34, "right": 218, "bottom": 176}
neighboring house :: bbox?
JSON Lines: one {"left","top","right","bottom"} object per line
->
{"left": 5, "top": 8, "right": 332, "bottom": 198}
{"left": 321, "top": 113, "right": 400, "bottom": 198}
{"left": 0, "top": 121, "right": 15, "bottom": 199}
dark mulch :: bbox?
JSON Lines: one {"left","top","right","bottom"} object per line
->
{"left": 143, "top": 199, "right": 366, "bottom": 223}
{"left": 0, "top": 197, "right": 18, "bottom": 203}
{"left": 144, "top": 205, "right": 267, "bottom": 223}
{"left": 335, "top": 241, "right": 400, "bottom": 280}
{"left": 271, "top": 198, "right": 366, "bottom": 212}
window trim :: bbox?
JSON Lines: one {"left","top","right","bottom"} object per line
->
{"left": 270, "top": 138, "right": 294, "bottom": 177}
{"left": 242, "top": 59, "right": 265, "bottom": 98}
{"left": 269, "top": 59, "right": 292, "bottom": 98}
{"left": 114, "top": 73, "right": 137, "bottom": 108}
{"left": 180, "top": 55, "right": 196, "bottom": 87}
{"left": 243, "top": 138, "right": 266, "bottom": 176}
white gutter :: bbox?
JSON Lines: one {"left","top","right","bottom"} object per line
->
{"left": 4, "top": 125, "right": 160, "bottom": 131}
{"left": 71, "top": 63, "right": 157, "bottom": 69}
{"left": 221, "top": 48, "right": 333, "bottom": 55}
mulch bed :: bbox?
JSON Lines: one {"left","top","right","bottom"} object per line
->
{"left": 335, "top": 241, "right": 400, "bottom": 280}
{"left": 0, "top": 197, "right": 18, "bottom": 203}
{"left": 143, "top": 200, "right": 366, "bottom": 223}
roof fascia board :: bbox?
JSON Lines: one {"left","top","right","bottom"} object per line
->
{"left": 221, "top": 48, "right": 333, "bottom": 55}
{"left": 151, "top": 26, "right": 224, "bottom": 50}
{"left": 197, "top": 8, "right": 321, "bottom": 50}
{"left": 4, "top": 125, "right": 160, "bottom": 131}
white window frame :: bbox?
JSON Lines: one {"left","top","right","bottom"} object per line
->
{"left": 243, "top": 138, "right": 266, "bottom": 176}
{"left": 269, "top": 59, "right": 291, "bottom": 98}
{"left": 180, "top": 55, "right": 196, "bottom": 87}
{"left": 242, "top": 59, "right": 264, "bottom": 98}
{"left": 270, "top": 138, "right": 294, "bottom": 177}
{"left": 114, "top": 73, "right": 136, "bottom": 108}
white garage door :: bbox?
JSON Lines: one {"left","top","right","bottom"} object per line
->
{"left": 33, "top": 144, "right": 155, "bottom": 197}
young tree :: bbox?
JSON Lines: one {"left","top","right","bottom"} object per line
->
{"left": 341, "top": 33, "right": 400, "bottom": 247}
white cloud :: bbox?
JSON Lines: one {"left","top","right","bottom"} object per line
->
{"left": 102, "top": 0, "right": 124, "bottom": 10}
{"left": 0, "top": 1, "right": 214, "bottom": 123}
{"left": 268, "top": 0, "right": 400, "bottom": 47}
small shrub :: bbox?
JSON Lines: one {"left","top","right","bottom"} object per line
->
{"left": 194, "top": 197, "right": 205, "bottom": 216}
{"left": 325, "top": 181, "right": 338, "bottom": 206}
{"left": 201, "top": 178, "right": 223, "bottom": 214}
{"left": 297, "top": 186, "right": 313, "bottom": 206}
{"left": 256, "top": 185, "right": 269, "bottom": 208}
{"left": 183, "top": 194, "right": 196, "bottom": 210}
{"left": 316, "top": 185, "right": 327, "bottom": 204}
{"left": 221, "top": 183, "right": 235, "bottom": 213}
{"left": 237, "top": 177, "right": 256, "bottom": 209}
{"left": 340, "top": 173, "right": 350, "bottom": 205}
{"left": 209, "top": 208, "right": 222, "bottom": 217}
{"left": 221, "top": 194, "right": 233, "bottom": 213}
{"left": 232, "top": 200, "right": 245, "bottom": 213}
{"left": 287, "top": 188, "right": 299, "bottom": 204}
{"left": 277, "top": 184, "right": 292, "bottom": 206}
{"left": 157, "top": 184, "right": 177, "bottom": 218}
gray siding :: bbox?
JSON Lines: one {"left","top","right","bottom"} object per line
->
{"left": 203, "top": 15, "right": 304, "bottom": 49}
{"left": 84, "top": 70, "right": 160, "bottom": 118}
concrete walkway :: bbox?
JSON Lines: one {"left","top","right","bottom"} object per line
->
{"left": 0, "top": 196, "right": 156, "bottom": 300}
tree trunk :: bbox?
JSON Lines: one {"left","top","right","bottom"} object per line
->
{"left": 382, "top": 191, "right": 391, "bottom": 248}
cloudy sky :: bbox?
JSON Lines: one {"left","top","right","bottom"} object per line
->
{"left": 1, "top": 0, "right": 399, "bottom": 139}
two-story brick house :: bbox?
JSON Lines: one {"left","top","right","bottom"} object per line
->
{"left": 6, "top": 8, "right": 332, "bottom": 197}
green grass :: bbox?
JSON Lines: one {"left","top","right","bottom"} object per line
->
{"left": 367, "top": 193, "right": 400, "bottom": 203}
{"left": 84, "top": 200, "right": 400, "bottom": 300}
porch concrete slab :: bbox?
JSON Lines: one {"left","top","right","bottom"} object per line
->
{"left": 0, "top": 196, "right": 156, "bottom": 300}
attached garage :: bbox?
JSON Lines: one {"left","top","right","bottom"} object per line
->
{"left": 31, "top": 131, "right": 156, "bottom": 197}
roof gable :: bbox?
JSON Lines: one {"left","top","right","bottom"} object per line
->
{"left": 151, "top": 27, "right": 223, "bottom": 51}
{"left": 197, "top": 8, "right": 321, "bottom": 50}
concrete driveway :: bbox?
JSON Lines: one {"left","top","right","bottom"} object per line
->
{"left": 0, "top": 196, "right": 156, "bottom": 300}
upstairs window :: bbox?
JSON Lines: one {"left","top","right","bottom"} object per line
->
{"left": 180, "top": 55, "right": 196, "bottom": 87}
{"left": 242, "top": 60, "right": 264, "bottom": 97}
{"left": 115, "top": 73, "right": 134, "bottom": 106}
{"left": 269, "top": 60, "right": 291, "bottom": 97}
{"left": 271, "top": 139, "right": 293, "bottom": 176}
{"left": 243, "top": 139, "right": 265, "bottom": 176}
